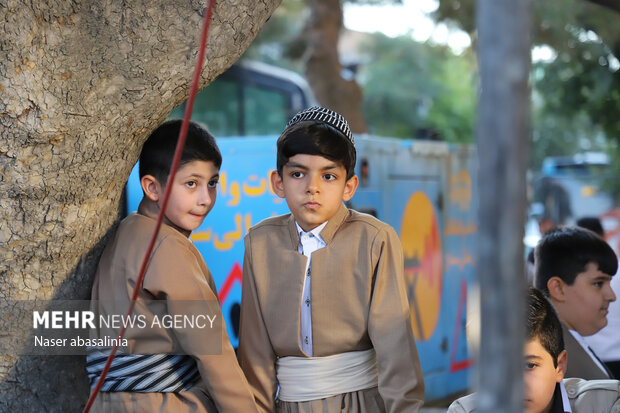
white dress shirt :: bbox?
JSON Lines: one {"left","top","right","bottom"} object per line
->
{"left": 295, "top": 221, "right": 327, "bottom": 356}
{"left": 559, "top": 381, "right": 572, "bottom": 412}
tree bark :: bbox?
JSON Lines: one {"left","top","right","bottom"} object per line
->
{"left": 0, "top": 0, "right": 280, "bottom": 410}
{"left": 303, "top": 0, "right": 368, "bottom": 133}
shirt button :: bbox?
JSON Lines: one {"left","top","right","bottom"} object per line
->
{"left": 305, "top": 299, "right": 310, "bottom": 306}
{"left": 304, "top": 337, "right": 309, "bottom": 344}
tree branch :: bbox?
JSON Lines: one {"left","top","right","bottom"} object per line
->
{"left": 586, "top": 0, "right": 620, "bottom": 13}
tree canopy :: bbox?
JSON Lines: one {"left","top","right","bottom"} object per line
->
{"left": 248, "top": 0, "right": 620, "bottom": 170}
{"left": 359, "top": 32, "right": 476, "bottom": 142}
{"left": 434, "top": 0, "right": 620, "bottom": 168}
{"left": 244, "top": 0, "right": 477, "bottom": 142}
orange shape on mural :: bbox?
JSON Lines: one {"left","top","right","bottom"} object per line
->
{"left": 401, "top": 191, "right": 443, "bottom": 341}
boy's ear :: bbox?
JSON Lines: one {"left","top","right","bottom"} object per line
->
{"left": 547, "top": 277, "right": 566, "bottom": 302}
{"left": 342, "top": 175, "right": 359, "bottom": 202}
{"left": 270, "top": 170, "right": 286, "bottom": 198}
{"left": 556, "top": 350, "right": 567, "bottom": 382}
{"left": 140, "top": 174, "right": 162, "bottom": 202}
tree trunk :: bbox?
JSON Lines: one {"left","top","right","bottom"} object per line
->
{"left": 476, "top": 0, "right": 531, "bottom": 412}
{"left": 303, "top": 0, "right": 368, "bottom": 133}
{"left": 0, "top": 0, "right": 280, "bottom": 410}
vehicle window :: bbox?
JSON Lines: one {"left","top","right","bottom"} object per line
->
{"left": 554, "top": 163, "right": 609, "bottom": 178}
{"left": 244, "top": 84, "right": 288, "bottom": 136}
{"left": 170, "top": 78, "right": 241, "bottom": 137}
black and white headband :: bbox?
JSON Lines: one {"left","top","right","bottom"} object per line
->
{"left": 285, "top": 106, "right": 354, "bottom": 145}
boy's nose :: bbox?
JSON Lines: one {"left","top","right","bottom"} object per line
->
{"left": 306, "top": 175, "right": 320, "bottom": 194}
{"left": 198, "top": 187, "right": 212, "bottom": 206}
{"left": 605, "top": 284, "right": 616, "bottom": 302}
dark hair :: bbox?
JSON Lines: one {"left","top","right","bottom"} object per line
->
{"left": 576, "top": 216, "right": 604, "bottom": 237}
{"left": 534, "top": 226, "right": 617, "bottom": 294}
{"left": 139, "top": 119, "right": 222, "bottom": 184}
{"left": 527, "top": 287, "right": 564, "bottom": 367}
{"left": 276, "top": 122, "right": 356, "bottom": 180}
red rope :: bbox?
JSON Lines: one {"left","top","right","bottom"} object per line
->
{"left": 82, "top": 2, "right": 216, "bottom": 411}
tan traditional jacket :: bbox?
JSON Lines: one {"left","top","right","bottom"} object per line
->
{"left": 563, "top": 325, "right": 611, "bottom": 380}
{"left": 448, "top": 378, "right": 620, "bottom": 413}
{"left": 239, "top": 203, "right": 425, "bottom": 413}
{"left": 89, "top": 207, "right": 258, "bottom": 413}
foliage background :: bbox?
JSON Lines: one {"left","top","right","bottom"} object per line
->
{"left": 244, "top": 0, "right": 620, "bottom": 181}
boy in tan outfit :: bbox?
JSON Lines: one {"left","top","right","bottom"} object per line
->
{"left": 239, "top": 107, "right": 424, "bottom": 412}
{"left": 88, "top": 120, "right": 258, "bottom": 412}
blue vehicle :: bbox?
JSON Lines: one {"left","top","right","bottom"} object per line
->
{"left": 125, "top": 61, "right": 478, "bottom": 403}
{"left": 535, "top": 152, "right": 613, "bottom": 225}
{"left": 525, "top": 152, "right": 616, "bottom": 252}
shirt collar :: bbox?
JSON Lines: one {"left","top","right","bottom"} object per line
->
{"left": 560, "top": 381, "right": 571, "bottom": 412}
{"left": 314, "top": 203, "right": 349, "bottom": 244}
{"left": 295, "top": 221, "right": 327, "bottom": 242}
{"left": 286, "top": 203, "right": 349, "bottom": 248}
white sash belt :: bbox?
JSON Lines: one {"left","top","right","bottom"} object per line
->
{"left": 276, "top": 348, "right": 378, "bottom": 402}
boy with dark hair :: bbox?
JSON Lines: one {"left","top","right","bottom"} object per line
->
{"left": 576, "top": 216, "right": 605, "bottom": 238}
{"left": 534, "top": 226, "right": 617, "bottom": 379}
{"left": 88, "top": 120, "right": 258, "bottom": 412}
{"left": 577, "top": 217, "right": 620, "bottom": 380}
{"left": 238, "top": 107, "right": 424, "bottom": 412}
{"left": 448, "top": 287, "right": 620, "bottom": 413}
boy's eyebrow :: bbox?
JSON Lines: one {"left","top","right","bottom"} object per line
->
{"left": 286, "top": 162, "right": 309, "bottom": 170}
{"left": 321, "top": 164, "right": 339, "bottom": 171}
{"left": 286, "top": 162, "right": 340, "bottom": 171}
{"left": 182, "top": 173, "right": 219, "bottom": 180}
{"left": 583, "top": 270, "right": 613, "bottom": 281}
{"left": 524, "top": 354, "right": 543, "bottom": 360}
